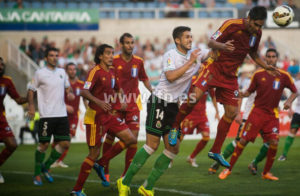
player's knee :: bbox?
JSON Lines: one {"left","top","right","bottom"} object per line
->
{"left": 59, "top": 141, "right": 70, "bottom": 150}
{"left": 239, "top": 138, "right": 247, "bottom": 146}
{"left": 290, "top": 128, "right": 297, "bottom": 135}
{"left": 7, "top": 143, "right": 17, "bottom": 152}
{"left": 37, "top": 143, "right": 49, "bottom": 153}
{"left": 269, "top": 139, "right": 278, "bottom": 146}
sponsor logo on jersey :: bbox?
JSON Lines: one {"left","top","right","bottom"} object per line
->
{"left": 131, "top": 65, "right": 138, "bottom": 78}
{"left": 273, "top": 79, "right": 280, "bottom": 90}
{"left": 212, "top": 30, "right": 222, "bottom": 40}
{"left": 201, "top": 80, "right": 207, "bottom": 86}
{"left": 117, "top": 66, "right": 122, "bottom": 70}
{"left": 0, "top": 85, "right": 6, "bottom": 95}
{"left": 167, "top": 58, "right": 171, "bottom": 65}
{"left": 5, "top": 126, "right": 11, "bottom": 131}
{"left": 83, "top": 81, "right": 91, "bottom": 89}
{"left": 249, "top": 35, "right": 257, "bottom": 47}
{"left": 111, "top": 76, "right": 115, "bottom": 88}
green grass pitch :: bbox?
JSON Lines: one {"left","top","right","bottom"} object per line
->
{"left": 1, "top": 137, "right": 299, "bottom": 196}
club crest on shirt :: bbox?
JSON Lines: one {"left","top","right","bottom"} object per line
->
{"left": 273, "top": 79, "right": 280, "bottom": 90}
{"left": 132, "top": 115, "right": 138, "bottom": 121}
{"left": 83, "top": 81, "right": 91, "bottom": 89}
{"left": 131, "top": 65, "right": 138, "bottom": 78}
{"left": 156, "top": 120, "right": 162, "bottom": 128}
{"left": 249, "top": 35, "right": 257, "bottom": 47}
{"left": 234, "top": 90, "right": 239, "bottom": 97}
{"left": 212, "top": 30, "right": 222, "bottom": 40}
{"left": 0, "top": 85, "right": 6, "bottom": 96}
{"left": 117, "top": 66, "right": 123, "bottom": 70}
{"left": 201, "top": 80, "right": 207, "bottom": 86}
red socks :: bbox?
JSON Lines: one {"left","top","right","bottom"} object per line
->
{"left": 102, "top": 137, "right": 114, "bottom": 174}
{"left": 98, "top": 141, "right": 125, "bottom": 166}
{"left": 190, "top": 137, "right": 209, "bottom": 159}
{"left": 122, "top": 144, "right": 137, "bottom": 177}
{"left": 210, "top": 116, "right": 232, "bottom": 153}
{"left": 73, "top": 157, "right": 95, "bottom": 191}
{"left": 229, "top": 142, "right": 245, "bottom": 171}
{"left": 263, "top": 144, "right": 277, "bottom": 174}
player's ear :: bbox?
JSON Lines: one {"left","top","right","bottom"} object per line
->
{"left": 175, "top": 37, "right": 180, "bottom": 45}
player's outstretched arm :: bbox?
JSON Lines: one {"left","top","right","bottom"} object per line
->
{"left": 142, "top": 79, "right": 153, "bottom": 93}
{"left": 207, "top": 39, "right": 235, "bottom": 52}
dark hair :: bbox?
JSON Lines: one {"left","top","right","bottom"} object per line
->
{"left": 266, "top": 48, "right": 279, "bottom": 57}
{"left": 172, "top": 26, "right": 191, "bottom": 42}
{"left": 120, "top": 33, "right": 133, "bottom": 44}
{"left": 45, "top": 47, "right": 59, "bottom": 57}
{"left": 248, "top": 6, "right": 267, "bottom": 21}
{"left": 94, "top": 44, "right": 113, "bottom": 64}
{"left": 65, "top": 62, "right": 76, "bottom": 70}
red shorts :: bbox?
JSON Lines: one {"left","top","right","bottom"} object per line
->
{"left": 117, "top": 109, "right": 140, "bottom": 131}
{"left": 181, "top": 114, "right": 209, "bottom": 135}
{"left": 85, "top": 113, "right": 129, "bottom": 147}
{"left": 0, "top": 116, "right": 14, "bottom": 141}
{"left": 241, "top": 108, "right": 279, "bottom": 143}
{"left": 193, "top": 67, "right": 239, "bottom": 106}
{"left": 68, "top": 115, "right": 79, "bottom": 137}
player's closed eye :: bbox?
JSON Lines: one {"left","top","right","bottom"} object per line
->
{"left": 266, "top": 56, "right": 276, "bottom": 58}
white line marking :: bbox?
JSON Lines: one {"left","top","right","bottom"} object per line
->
{"left": 2, "top": 170, "right": 212, "bottom": 196}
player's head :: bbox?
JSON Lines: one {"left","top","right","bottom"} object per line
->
{"left": 45, "top": 47, "right": 59, "bottom": 67}
{"left": 94, "top": 44, "right": 114, "bottom": 66}
{"left": 65, "top": 63, "right": 77, "bottom": 80}
{"left": 120, "top": 33, "right": 134, "bottom": 56}
{"left": 265, "top": 48, "right": 279, "bottom": 67}
{"left": 172, "top": 26, "right": 192, "bottom": 52}
{"left": 0, "top": 57, "right": 5, "bottom": 77}
{"left": 247, "top": 6, "right": 267, "bottom": 34}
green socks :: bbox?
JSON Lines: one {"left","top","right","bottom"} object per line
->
{"left": 123, "top": 147, "right": 151, "bottom": 186}
{"left": 222, "top": 141, "right": 235, "bottom": 159}
{"left": 144, "top": 152, "right": 172, "bottom": 190}
{"left": 283, "top": 135, "right": 295, "bottom": 157}
{"left": 253, "top": 143, "right": 269, "bottom": 166}
{"left": 44, "top": 148, "right": 62, "bottom": 170}
{"left": 34, "top": 150, "right": 45, "bottom": 176}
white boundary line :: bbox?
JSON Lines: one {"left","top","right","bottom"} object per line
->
{"left": 2, "top": 170, "right": 212, "bottom": 196}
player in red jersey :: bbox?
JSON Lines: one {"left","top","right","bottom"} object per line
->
{"left": 100, "top": 33, "right": 152, "bottom": 181}
{"left": 219, "top": 48, "right": 298, "bottom": 181}
{"left": 71, "top": 44, "right": 137, "bottom": 195}
{"left": 171, "top": 6, "right": 279, "bottom": 168}
{"left": 182, "top": 76, "right": 220, "bottom": 167}
{"left": 0, "top": 57, "right": 27, "bottom": 183}
{"left": 51, "top": 63, "right": 87, "bottom": 168}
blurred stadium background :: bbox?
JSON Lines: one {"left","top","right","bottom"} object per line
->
{"left": 1, "top": 0, "right": 300, "bottom": 195}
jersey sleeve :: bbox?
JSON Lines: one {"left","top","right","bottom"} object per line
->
{"left": 138, "top": 61, "right": 149, "bottom": 81}
{"left": 83, "top": 69, "right": 99, "bottom": 91}
{"left": 64, "top": 71, "right": 70, "bottom": 89}
{"left": 28, "top": 71, "right": 39, "bottom": 92}
{"left": 7, "top": 78, "right": 20, "bottom": 100}
{"left": 199, "top": 48, "right": 210, "bottom": 62}
{"left": 162, "top": 52, "right": 176, "bottom": 72}
{"left": 285, "top": 72, "right": 297, "bottom": 93}
{"left": 211, "top": 20, "right": 237, "bottom": 42}
{"left": 247, "top": 73, "right": 258, "bottom": 93}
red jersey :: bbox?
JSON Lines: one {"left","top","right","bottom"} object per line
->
{"left": 208, "top": 19, "right": 261, "bottom": 79}
{"left": 247, "top": 69, "right": 297, "bottom": 117}
{"left": 0, "top": 75, "right": 20, "bottom": 114}
{"left": 113, "top": 54, "right": 148, "bottom": 110}
{"left": 65, "top": 79, "right": 84, "bottom": 117}
{"left": 83, "top": 65, "right": 119, "bottom": 119}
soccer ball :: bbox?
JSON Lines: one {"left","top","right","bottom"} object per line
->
{"left": 272, "top": 5, "right": 294, "bottom": 27}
